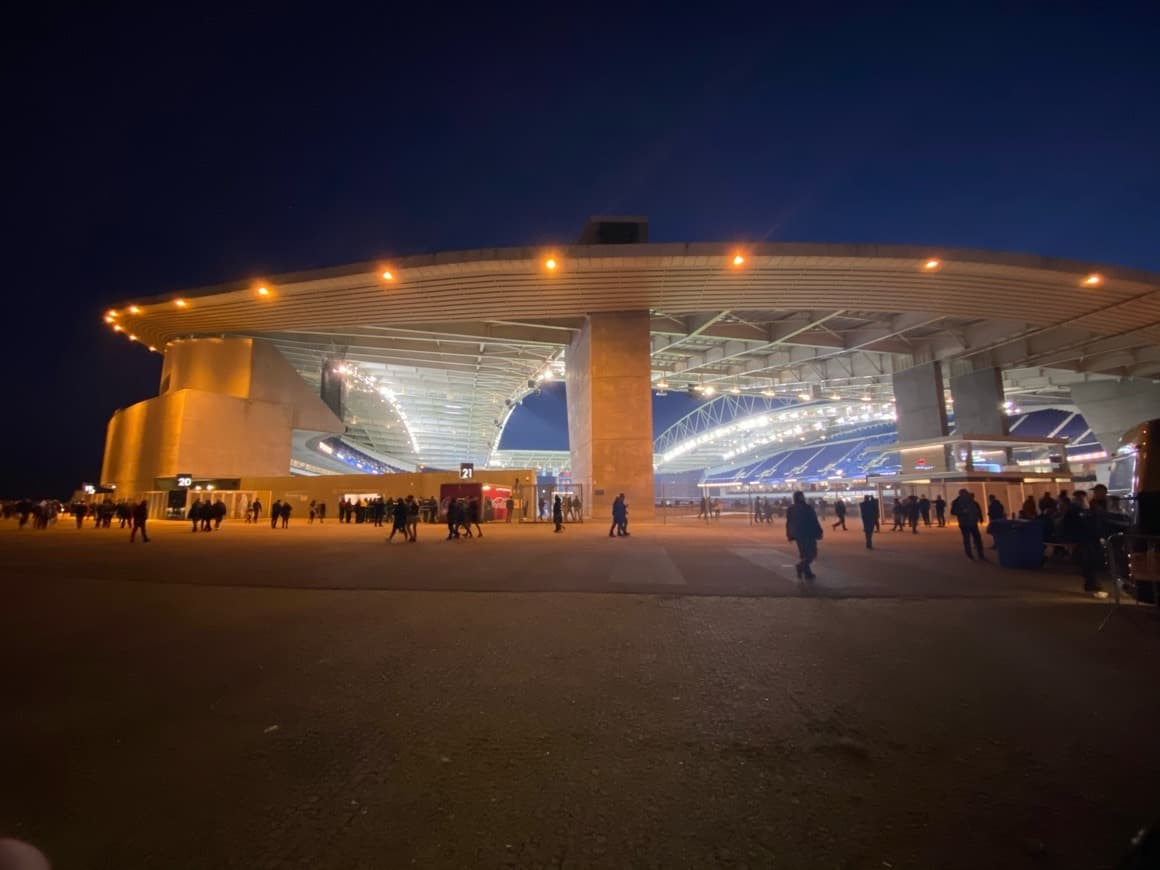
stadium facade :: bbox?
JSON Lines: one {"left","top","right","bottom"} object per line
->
{"left": 100, "top": 218, "right": 1160, "bottom": 519}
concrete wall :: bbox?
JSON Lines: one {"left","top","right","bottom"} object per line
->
{"left": 566, "top": 311, "right": 655, "bottom": 521}
{"left": 1070, "top": 379, "right": 1160, "bottom": 453}
{"left": 102, "top": 338, "right": 343, "bottom": 494}
{"left": 892, "top": 362, "right": 950, "bottom": 470}
{"left": 950, "top": 367, "right": 1009, "bottom": 437}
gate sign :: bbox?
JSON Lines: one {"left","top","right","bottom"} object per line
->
{"left": 177, "top": 474, "right": 193, "bottom": 488}
{"left": 459, "top": 463, "right": 474, "bottom": 480}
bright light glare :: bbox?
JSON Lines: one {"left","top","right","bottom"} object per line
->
{"left": 128, "top": 305, "right": 140, "bottom": 314}
{"left": 257, "top": 286, "right": 270, "bottom": 296}
{"left": 702, "top": 385, "right": 716, "bottom": 396}
{"left": 381, "top": 270, "right": 394, "bottom": 281}
{"left": 128, "top": 334, "right": 138, "bottom": 341}
{"left": 732, "top": 254, "right": 745, "bottom": 266}
{"left": 923, "top": 258, "right": 941, "bottom": 270}
{"left": 175, "top": 299, "right": 188, "bottom": 308}
{"left": 1083, "top": 273, "right": 1103, "bottom": 286}
{"left": 113, "top": 324, "right": 124, "bottom": 332}
{"left": 545, "top": 257, "right": 558, "bottom": 271}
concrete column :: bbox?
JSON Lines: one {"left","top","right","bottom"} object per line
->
{"left": 566, "top": 311, "right": 655, "bottom": 522}
{"left": 949, "top": 367, "right": 1009, "bottom": 437}
{"left": 892, "top": 362, "right": 951, "bottom": 471}
{"left": 1069, "top": 379, "right": 1160, "bottom": 454}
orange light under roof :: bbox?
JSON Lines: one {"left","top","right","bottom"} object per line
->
{"left": 732, "top": 254, "right": 745, "bottom": 266}
{"left": 381, "top": 270, "right": 395, "bottom": 281}
{"left": 545, "top": 257, "right": 558, "bottom": 271}
{"left": 1083, "top": 273, "right": 1103, "bottom": 287}
{"left": 175, "top": 298, "right": 188, "bottom": 308}
{"left": 148, "top": 345, "right": 157, "bottom": 352}
{"left": 923, "top": 258, "right": 942, "bottom": 271}
{"left": 128, "top": 334, "right": 138, "bottom": 341}
{"left": 113, "top": 324, "right": 124, "bottom": 332}
{"left": 104, "top": 315, "right": 115, "bottom": 324}
{"left": 257, "top": 286, "right": 270, "bottom": 296}
{"left": 128, "top": 305, "right": 140, "bottom": 314}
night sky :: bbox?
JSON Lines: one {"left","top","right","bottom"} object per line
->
{"left": 5, "top": 7, "right": 1159, "bottom": 496}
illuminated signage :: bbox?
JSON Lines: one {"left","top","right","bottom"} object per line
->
{"left": 459, "top": 463, "right": 474, "bottom": 480}
{"left": 177, "top": 475, "right": 193, "bottom": 488}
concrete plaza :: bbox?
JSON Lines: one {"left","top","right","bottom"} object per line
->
{"left": 2, "top": 516, "right": 1158, "bottom": 868}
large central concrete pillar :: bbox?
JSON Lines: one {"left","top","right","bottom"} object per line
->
{"left": 892, "top": 361, "right": 951, "bottom": 471}
{"left": 566, "top": 311, "right": 656, "bottom": 521}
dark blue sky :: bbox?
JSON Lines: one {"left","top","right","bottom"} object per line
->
{"left": 4, "top": 6, "right": 1159, "bottom": 495}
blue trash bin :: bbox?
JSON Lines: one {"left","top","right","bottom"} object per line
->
{"left": 990, "top": 519, "right": 1046, "bottom": 569}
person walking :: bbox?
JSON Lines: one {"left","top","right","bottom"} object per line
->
{"left": 252, "top": 499, "right": 262, "bottom": 524}
{"left": 270, "top": 500, "right": 281, "bottom": 529}
{"left": 405, "top": 495, "right": 419, "bottom": 542}
{"left": 387, "top": 497, "right": 408, "bottom": 542}
{"left": 129, "top": 499, "right": 150, "bottom": 543}
{"left": 859, "top": 495, "right": 877, "bottom": 550}
{"left": 786, "top": 490, "right": 823, "bottom": 580}
{"left": 465, "top": 498, "right": 483, "bottom": 537}
{"left": 891, "top": 498, "right": 906, "bottom": 531}
{"left": 552, "top": 495, "right": 564, "bottom": 533}
{"left": 280, "top": 501, "right": 292, "bottom": 528}
{"left": 986, "top": 494, "right": 1006, "bottom": 548}
{"left": 832, "top": 498, "right": 847, "bottom": 531}
{"left": 610, "top": 493, "right": 629, "bottom": 537}
{"left": 505, "top": 496, "right": 514, "bottom": 523}
{"left": 907, "top": 495, "right": 920, "bottom": 534}
{"left": 950, "top": 489, "right": 986, "bottom": 561}
{"left": 934, "top": 494, "right": 947, "bottom": 527}
{"left": 918, "top": 495, "right": 931, "bottom": 527}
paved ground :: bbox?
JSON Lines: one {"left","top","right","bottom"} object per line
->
{"left": 2, "top": 516, "right": 1158, "bottom": 868}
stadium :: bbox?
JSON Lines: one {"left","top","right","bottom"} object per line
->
{"left": 98, "top": 218, "right": 1160, "bottom": 520}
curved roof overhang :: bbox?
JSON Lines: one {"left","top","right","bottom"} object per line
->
{"left": 105, "top": 243, "right": 1160, "bottom": 468}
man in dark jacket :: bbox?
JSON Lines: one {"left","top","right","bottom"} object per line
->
{"left": 130, "top": 499, "right": 150, "bottom": 543}
{"left": 950, "top": 489, "right": 986, "bottom": 561}
{"left": 934, "top": 495, "right": 947, "bottom": 527}
{"left": 918, "top": 495, "right": 931, "bottom": 527}
{"left": 610, "top": 494, "right": 629, "bottom": 537}
{"left": 388, "top": 497, "right": 408, "bottom": 542}
{"left": 271, "top": 500, "right": 282, "bottom": 529}
{"left": 786, "top": 491, "right": 823, "bottom": 580}
{"left": 859, "top": 495, "right": 877, "bottom": 550}
{"left": 832, "top": 499, "right": 847, "bottom": 531}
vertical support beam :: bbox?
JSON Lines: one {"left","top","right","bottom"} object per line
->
{"left": 566, "top": 311, "right": 656, "bottom": 521}
{"left": 320, "top": 358, "right": 346, "bottom": 422}
{"left": 950, "top": 367, "right": 1009, "bottom": 437}
{"left": 892, "top": 362, "right": 951, "bottom": 471}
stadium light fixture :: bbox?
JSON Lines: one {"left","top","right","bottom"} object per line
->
{"left": 702, "top": 385, "right": 717, "bottom": 396}
{"left": 148, "top": 346, "right": 157, "bottom": 352}
{"left": 544, "top": 257, "right": 558, "bottom": 271}
{"left": 257, "top": 286, "right": 270, "bottom": 297}
{"left": 732, "top": 254, "right": 745, "bottom": 267}
{"left": 106, "top": 309, "right": 118, "bottom": 318}
{"left": 1083, "top": 273, "right": 1102, "bottom": 287}
{"left": 729, "top": 386, "right": 741, "bottom": 395}
{"left": 923, "top": 258, "right": 942, "bottom": 271}
{"left": 128, "top": 305, "right": 140, "bottom": 314}
{"left": 104, "top": 315, "right": 115, "bottom": 324}
{"left": 175, "top": 298, "right": 188, "bottom": 308}
{"left": 381, "top": 269, "right": 395, "bottom": 281}
{"left": 113, "top": 324, "right": 124, "bottom": 332}
{"left": 128, "top": 334, "right": 138, "bottom": 341}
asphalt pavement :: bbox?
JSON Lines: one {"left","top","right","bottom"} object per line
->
{"left": 2, "top": 516, "right": 1157, "bottom": 868}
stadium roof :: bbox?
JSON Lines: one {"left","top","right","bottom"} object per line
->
{"left": 107, "top": 242, "right": 1160, "bottom": 468}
